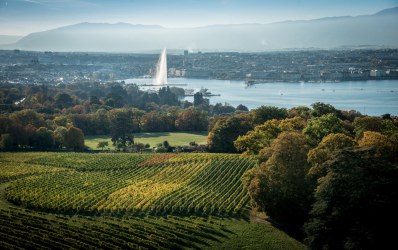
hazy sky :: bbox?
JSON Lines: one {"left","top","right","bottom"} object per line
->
{"left": 1, "top": 0, "right": 397, "bottom": 35}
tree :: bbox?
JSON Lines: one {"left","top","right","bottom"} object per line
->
{"left": 235, "top": 117, "right": 307, "bottom": 156}
{"left": 129, "top": 143, "right": 146, "bottom": 153}
{"left": 236, "top": 104, "right": 249, "bottom": 112}
{"left": 175, "top": 107, "right": 208, "bottom": 131}
{"left": 358, "top": 131, "right": 397, "bottom": 160}
{"left": 234, "top": 119, "right": 281, "bottom": 155}
{"left": 32, "top": 127, "right": 54, "bottom": 149}
{"left": 305, "top": 147, "right": 398, "bottom": 250}
{"left": 97, "top": 141, "right": 109, "bottom": 150}
{"left": 140, "top": 111, "right": 170, "bottom": 132}
{"left": 311, "top": 102, "right": 342, "bottom": 118}
{"left": 250, "top": 106, "right": 288, "bottom": 125}
{"left": 53, "top": 126, "right": 68, "bottom": 148}
{"left": 278, "top": 116, "right": 307, "bottom": 131}
{"left": 0, "top": 134, "right": 14, "bottom": 150}
{"left": 248, "top": 132, "right": 312, "bottom": 226}
{"left": 353, "top": 116, "right": 382, "bottom": 138}
{"left": 303, "top": 114, "right": 346, "bottom": 142}
{"left": 288, "top": 106, "right": 311, "bottom": 119}
{"left": 10, "top": 109, "right": 45, "bottom": 127}
{"left": 207, "top": 113, "right": 253, "bottom": 153}
{"left": 55, "top": 92, "right": 74, "bottom": 109}
{"left": 307, "top": 133, "right": 355, "bottom": 179}
{"left": 108, "top": 108, "right": 138, "bottom": 148}
{"left": 193, "top": 92, "right": 204, "bottom": 106}
{"left": 64, "top": 126, "right": 85, "bottom": 151}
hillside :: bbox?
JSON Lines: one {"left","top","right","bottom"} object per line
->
{"left": 0, "top": 152, "right": 307, "bottom": 249}
{"left": 3, "top": 7, "right": 397, "bottom": 52}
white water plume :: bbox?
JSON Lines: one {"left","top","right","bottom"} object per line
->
{"left": 154, "top": 48, "right": 167, "bottom": 85}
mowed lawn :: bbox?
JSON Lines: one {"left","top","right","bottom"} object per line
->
{"left": 85, "top": 131, "right": 208, "bottom": 149}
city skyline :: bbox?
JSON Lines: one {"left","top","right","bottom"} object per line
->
{"left": 0, "top": 0, "right": 397, "bottom": 36}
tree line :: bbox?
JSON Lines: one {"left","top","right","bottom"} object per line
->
{"left": 210, "top": 102, "right": 398, "bottom": 249}
{"left": 0, "top": 81, "right": 247, "bottom": 151}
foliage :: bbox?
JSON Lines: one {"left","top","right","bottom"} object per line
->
{"left": 236, "top": 104, "right": 249, "bottom": 112}
{"left": 235, "top": 117, "right": 306, "bottom": 156}
{"left": 33, "top": 127, "right": 54, "bottom": 149}
{"left": 303, "top": 114, "right": 346, "bottom": 142}
{"left": 55, "top": 92, "right": 74, "bottom": 109}
{"left": 307, "top": 133, "right": 355, "bottom": 178}
{"left": 174, "top": 107, "right": 208, "bottom": 131}
{"left": 0, "top": 134, "right": 14, "bottom": 150}
{"left": 64, "top": 126, "right": 85, "bottom": 151}
{"left": 288, "top": 106, "right": 312, "bottom": 119}
{"left": 248, "top": 132, "right": 312, "bottom": 226}
{"left": 358, "top": 131, "right": 398, "bottom": 160}
{"left": 250, "top": 106, "right": 288, "bottom": 125}
{"left": 234, "top": 119, "right": 281, "bottom": 155}
{"left": 97, "top": 141, "right": 109, "bottom": 150}
{"left": 53, "top": 126, "right": 67, "bottom": 148}
{"left": 10, "top": 109, "right": 45, "bottom": 127}
{"left": 107, "top": 108, "right": 139, "bottom": 148}
{"left": 311, "top": 102, "right": 342, "bottom": 118}
{"left": 208, "top": 113, "right": 253, "bottom": 153}
{"left": 305, "top": 147, "right": 398, "bottom": 250}
{"left": 353, "top": 116, "right": 384, "bottom": 138}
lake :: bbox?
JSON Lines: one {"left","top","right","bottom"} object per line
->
{"left": 123, "top": 78, "right": 398, "bottom": 116}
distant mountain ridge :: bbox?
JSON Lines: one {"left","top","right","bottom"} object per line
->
{"left": 2, "top": 7, "right": 398, "bottom": 52}
{"left": 0, "top": 35, "right": 23, "bottom": 45}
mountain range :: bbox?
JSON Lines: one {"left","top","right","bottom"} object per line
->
{"left": 1, "top": 7, "right": 397, "bottom": 52}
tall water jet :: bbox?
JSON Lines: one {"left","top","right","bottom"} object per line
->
{"left": 154, "top": 48, "right": 167, "bottom": 85}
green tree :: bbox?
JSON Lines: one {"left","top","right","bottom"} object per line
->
{"left": 33, "top": 127, "right": 54, "bottom": 149}
{"left": 193, "top": 92, "right": 205, "bottom": 106}
{"left": 303, "top": 114, "right": 346, "bottom": 142}
{"left": 234, "top": 119, "right": 281, "bottom": 155}
{"left": 305, "top": 147, "right": 398, "bottom": 250}
{"left": 311, "top": 102, "right": 342, "bottom": 118}
{"left": 97, "top": 141, "right": 109, "bottom": 150}
{"left": 0, "top": 133, "right": 14, "bottom": 150}
{"left": 236, "top": 104, "right": 249, "bottom": 112}
{"left": 248, "top": 132, "right": 312, "bottom": 226}
{"left": 353, "top": 116, "right": 384, "bottom": 138}
{"left": 64, "top": 126, "right": 85, "bottom": 151}
{"left": 53, "top": 126, "right": 68, "bottom": 148}
{"left": 250, "top": 106, "right": 288, "bottom": 125}
{"left": 108, "top": 108, "right": 139, "bottom": 148}
{"left": 10, "top": 109, "right": 45, "bottom": 127}
{"left": 55, "top": 92, "right": 74, "bottom": 109}
{"left": 208, "top": 113, "right": 253, "bottom": 153}
{"left": 140, "top": 111, "right": 171, "bottom": 132}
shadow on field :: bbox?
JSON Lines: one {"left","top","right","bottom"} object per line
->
{"left": 135, "top": 132, "right": 172, "bottom": 138}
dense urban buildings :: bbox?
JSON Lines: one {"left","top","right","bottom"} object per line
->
{"left": 1, "top": 49, "right": 397, "bottom": 85}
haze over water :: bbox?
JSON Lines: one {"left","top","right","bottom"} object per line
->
{"left": 124, "top": 78, "right": 398, "bottom": 116}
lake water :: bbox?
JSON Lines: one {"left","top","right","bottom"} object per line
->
{"left": 123, "top": 78, "right": 398, "bottom": 116}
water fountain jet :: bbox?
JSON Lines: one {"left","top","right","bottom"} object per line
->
{"left": 154, "top": 48, "right": 167, "bottom": 85}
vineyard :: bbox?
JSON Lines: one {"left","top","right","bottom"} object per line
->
{"left": 0, "top": 152, "right": 306, "bottom": 249}
{"left": 4, "top": 153, "right": 255, "bottom": 216}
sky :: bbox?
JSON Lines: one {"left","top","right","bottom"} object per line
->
{"left": 0, "top": 0, "right": 397, "bottom": 36}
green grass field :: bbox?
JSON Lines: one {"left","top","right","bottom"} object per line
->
{"left": 85, "top": 131, "right": 208, "bottom": 150}
{"left": 0, "top": 152, "right": 307, "bottom": 249}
